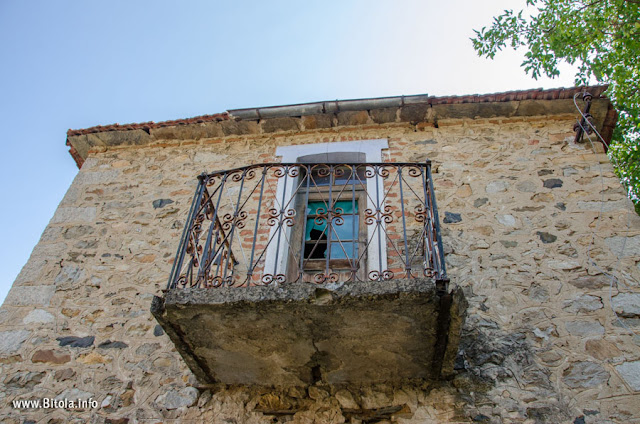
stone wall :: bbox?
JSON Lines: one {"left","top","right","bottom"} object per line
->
{"left": 1, "top": 115, "right": 639, "bottom": 423}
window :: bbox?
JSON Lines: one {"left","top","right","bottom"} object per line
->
{"left": 291, "top": 154, "right": 368, "bottom": 282}
{"left": 265, "top": 140, "right": 389, "bottom": 283}
{"left": 304, "top": 199, "right": 359, "bottom": 261}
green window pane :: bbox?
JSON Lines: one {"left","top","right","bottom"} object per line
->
{"left": 305, "top": 200, "right": 359, "bottom": 241}
{"left": 306, "top": 201, "right": 328, "bottom": 215}
{"left": 306, "top": 200, "right": 358, "bottom": 215}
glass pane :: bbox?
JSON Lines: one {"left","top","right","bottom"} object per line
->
{"left": 329, "top": 242, "right": 357, "bottom": 259}
{"left": 306, "top": 219, "right": 327, "bottom": 241}
{"left": 306, "top": 200, "right": 358, "bottom": 214}
{"left": 306, "top": 200, "right": 358, "bottom": 241}
{"left": 307, "top": 201, "right": 329, "bottom": 215}
{"left": 311, "top": 173, "right": 331, "bottom": 186}
{"left": 334, "top": 200, "right": 358, "bottom": 214}
{"left": 332, "top": 215, "right": 358, "bottom": 240}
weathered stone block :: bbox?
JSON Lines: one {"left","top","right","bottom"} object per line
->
{"left": 31, "top": 350, "right": 70, "bottom": 364}
{"left": 0, "top": 330, "right": 30, "bottom": 357}
{"left": 399, "top": 104, "right": 429, "bottom": 123}
{"left": 93, "top": 129, "right": 151, "bottom": 146}
{"left": 456, "top": 184, "right": 472, "bottom": 197}
{"left": 56, "top": 336, "right": 94, "bottom": 348}
{"left": 432, "top": 102, "right": 517, "bottom": 120}
{"left": 75, "top": 170, "right": 120, "bottom": 186}
{"left": 543, "top": 178, "right": 563, "bottom": 189}
{"left": 612, "top": 293, "right": 640, "bottom": 317}
{"left": 444, "top": 212, "right": 462, "bottom": 223}
{"left": 370, "top": 108, "right": 397, "bottom": 124}
{"left": 55, "top": 388, "right": 94, "bottom": 402}
{"left": 54, "top": 368, "right": 75, "bottom": 381}
{"left": 220, "top": 120, "right": 259, "bottom": 135}
{"left": 563, "top": 361, "right": 609, "bottom": 388}
{"left": 547, "top": 260, "right": 580, "bottom": 270}
{"left": 563, "top": 295, "right": 603, "bottom": 313}
{"left": 98, "top": 340, "right": 128, "bottom": 349}
{"left": 516, "top": 180, "right": 537, "bottom": 192}
{"left": 302, "top": 114, "right": 333, "bottom": 129}
{"left": 4, "top": 371, "right": 45, "bottom": 389}
{"left": 63, "top": 225, "right": 95, "bottom": 239}
{"left": 565, "top": 321, "right": 604, "bottom": 336}
{"left": 54, "top": 266, "right": 86, "bottom": 289}
{"left": 577, "top": 199, "right": 629, "bottom": 211}
{"left": 262, "top": 117, "right": 302, "bottom": 133}
{"left": 536, "top": 232, "right": 557, "bottom": 244}
{"left": 50, "top": 207, "right": 97, "bottom": 224}
{"left": 568, "top": 275, "right": 610, "bottom": 289}
{"left": 150, "top": 122, "right": 224, "bottom": 140}
{"left": 4, "top": 286, "right": 55, "bottom": 307}
{"left": 474, "top": 198, "right": 488, "bottom": 207}
{"left": 496, "top": 214, "right": 516, "bottom": 227}
{"left": 605, "top": 235, "right": 640, "bottom": 258}
{"left": 152, "top": 199, "right": 174, "bottom": 209}
{"left": 615, "top": 361, "right": 640, "bottom": 391}
{"left": 155, "top": 387, "right": 199, "bottom": 410}
{"left": 153, "top": 325, "right": 164, "bottom": 337}
{"left": 585, "top": 339, "right": 622, "bottom": 360}
{"left": 337, "top": 111, "right": 370, "bottom": 127}
{"left": 486, "top": 181, "right": 509, "bottom": 193}
{"left": 77, "top": 351, "right": 111, "bottom": 364}
{"left": 23, "top": 309, "right": 55, "bottom": 324}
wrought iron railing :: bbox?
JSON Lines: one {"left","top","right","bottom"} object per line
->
{"left": 167, "top": 162, "right": 447, "bottom": 289}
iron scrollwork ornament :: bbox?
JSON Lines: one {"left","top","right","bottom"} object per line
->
{"left": 364, "top": 205, "right": 393, "bottom": 225}
{"left": 267, "top": 208, "right": 296, "bottom": 227}
{"left": 368, "top": 270, "right": 394, "bottom": 281}
{"left": 414, "top": 205, "right": 429, "bottom": 223}
{"left": 261, "top": 274, "right": 286, "bottom": 285}
{"left": 313, "top": 273, "right": 339, "bottom": 284}
{"left": 168, "top": 162, "right": 446, "bottom": 290}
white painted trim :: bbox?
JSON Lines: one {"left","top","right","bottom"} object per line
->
{"left": 264, "top": 139, "right": 389, "bottom": 280}
{"left": 276, "top": 139, "right": 388, "bottom": 163}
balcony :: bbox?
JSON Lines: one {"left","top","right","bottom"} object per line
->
{"left": 152, "top": 162, "right": 466, "bottom": 386}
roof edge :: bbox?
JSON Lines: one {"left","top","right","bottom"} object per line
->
{"left": 228, "top": 85, "right": 609, "bottom": 119}
{"left": 67, "top": 85, "right": 608, "bottom": 137}
{"left": 67, "top": 112, "right": 230, "bottom": 137}
{"left": 65, "top": 85, "right": 613, "bottom": 169}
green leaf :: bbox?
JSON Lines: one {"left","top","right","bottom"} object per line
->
{"left": 471, "top": 0, "right": 640, "bottom": 215}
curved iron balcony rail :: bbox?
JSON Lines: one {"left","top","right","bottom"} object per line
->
{"left": 167, "top": 162, "right": 447, "bottom": 289}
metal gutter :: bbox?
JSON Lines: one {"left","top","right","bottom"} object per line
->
{"left": 229, "top": 94, "right": 433, "bottom": 120}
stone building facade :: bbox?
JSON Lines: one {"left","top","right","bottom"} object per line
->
{"left": 1, "top": 85, "right": 639, "bottom": 423}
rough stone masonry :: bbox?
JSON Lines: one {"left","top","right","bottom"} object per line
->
{"left": 0, "top": 86, "right": 639, "bottom": 423}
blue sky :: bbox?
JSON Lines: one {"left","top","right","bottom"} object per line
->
{"left": 0, "top": 1, "right": 578, "bottom": 303}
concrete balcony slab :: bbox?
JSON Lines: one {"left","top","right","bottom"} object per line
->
{"left": 151, "top": 279, "right": 466, "bottom": 386}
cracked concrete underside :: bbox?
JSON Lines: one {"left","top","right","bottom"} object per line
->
{"left": 152, "top": 279, "right": 466, "bottom": 386}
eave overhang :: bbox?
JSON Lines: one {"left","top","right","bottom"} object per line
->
{"left": 66, "top": 85, "right": 616, "bottom": 168}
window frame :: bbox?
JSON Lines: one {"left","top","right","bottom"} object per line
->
{"left": 288, "top": 174, "right": 369, "bottom": 282}
{"left": 265, "top": 139, "right": 389, "bottom": 283}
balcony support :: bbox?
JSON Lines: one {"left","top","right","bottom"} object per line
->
{"left": 152, "top": 279, "right": 466, "bottom": 386}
